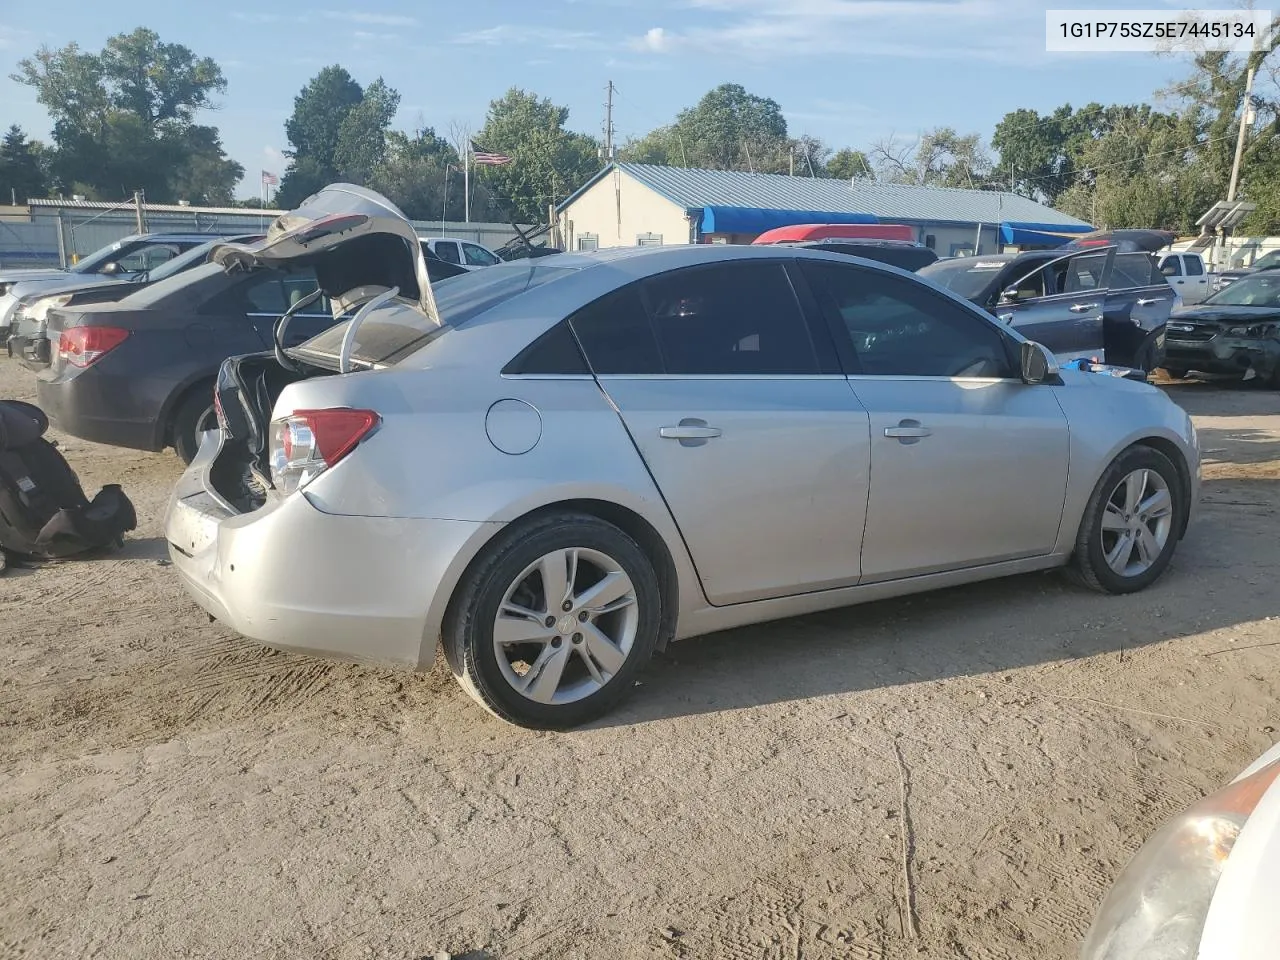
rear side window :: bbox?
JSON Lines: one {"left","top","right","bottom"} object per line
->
{"left": 641, "top": 262, "right": 818, "bottom": 375}
{"left": 1113, "top": 254, "right": 1162, "bottom": 289}
{"left": 504, "top": 322, "right": 588, "bottom": 375}
{"left": 1185, "top": 256, "right": 1205, "bottom": 276}
{"left": 570, "top": 288, "right": 664, "bottom": 374}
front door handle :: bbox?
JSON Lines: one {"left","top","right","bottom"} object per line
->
{"left": 1069, "top": 303, "right": 1100, "bottom": 313}
{"left": 885, "top": 420, "right": 931, "bottom": 444}
{"left": 1136, "top": 297, "right": 1168, "bottom": 306}
{"left": 997, "top": 312, "right": 1015, "bottom": 324}
{"left": 660, "top": 418, "right": 722, "bottom": 447}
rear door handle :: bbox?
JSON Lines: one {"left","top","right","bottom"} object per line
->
{"left": 660, "top": 425, "right": 722, "bottom": 439}
{"left": 1069, "top": 303, "right": 1100, "bottom": 313}
{"left": 660, "top": 418, "right": 722, "bottom": 447}
{"left": 1136, "top": 297, "right": 1168, "bottom": 306}
{"left": 885, "top": 420, "right": 931, "bottom": 444}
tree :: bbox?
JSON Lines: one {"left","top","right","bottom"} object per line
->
{"left": 11, "top": 28, "right": 240, "bottom": 202}
{"left": 277, "top": 65, "right": 365, "bottom": 207}
{"left": 367, "top": 126, "right": 499, "bottom": 222}
{"left": 277, "top": 67, "right": 402, "bottom": 208}
{"left": 624, "top": 84, "right": 791, "bottom": 172}
{"left": 333, "top": 78, "right": 400, "bottom": 184}
{"left": 474, "top": 88, "right": 599, "bottom": 223}
{"left": 827, "top": 147, "right": 872, "bottom": 181}
{"left": 0, "top": 125, "right": 49, "bottom": 203}
{"left": 871, "top": 128, "right": 993, "bottom": 188}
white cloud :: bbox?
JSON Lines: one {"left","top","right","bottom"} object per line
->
{"left": 453, "top": 25, "right": 604, "bottom": 50}
{"left": 321, "top": 10, "right": 418, "bottom": 27}
{"left": 353, "top": 30, "right": 398, "bottom": 42}
{"left": 639, "top": 27, "right": 671, "bottom": 53}
{"left": 629, "top": 0, "right": 1036, "bottom": 63}
{"left": 263, "top": 146, "right": 288, "bottom": 173}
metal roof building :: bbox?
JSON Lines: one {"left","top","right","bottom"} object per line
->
{"left": 556, "top": 162, "right": 1093, "bottom": 256}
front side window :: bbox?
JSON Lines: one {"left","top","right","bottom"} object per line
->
{"left": 463, "top": 243, "right": 500, "bottom": 267}
{"left": 115, "top": 243, "right": 182, "bottom": 273}
{"left": 803, "top": 262, "right": 1013, "bottom": 379}
{"left": 1161, "top": 256, "right": 1184, "bottom": 277}
{"left": 642, "top": 262, "right": 818, "bottom": 375}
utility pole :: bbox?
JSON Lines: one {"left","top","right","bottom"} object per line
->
{"left": 1009, "top": 162, "right": 1015, "bottom": 192}
{"left": 789, "top": 146, "right": 794, "bottom": 177}
{"left": 1227, "top": 64, "right": 1257, "bottom": 203}
{"left": 602, "top": 81, "right": 615, "bottom": 163}
{"left": 133, "top": 190, "right": 146, "bottom": 234}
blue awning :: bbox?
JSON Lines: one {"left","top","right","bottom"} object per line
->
{"left": 698, "top": 206, "right": 878, "bottom": 235}
{"left": 1000, "top": 221, "right": 1095, "bottom": 247}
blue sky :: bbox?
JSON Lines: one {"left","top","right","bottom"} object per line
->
{"left": 0, "top": 0, "right": 1226, "bottom": 199}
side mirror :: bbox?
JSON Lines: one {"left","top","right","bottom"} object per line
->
{"left": 999, "top": 286, "right": 1021, "bottom": 304}
{"left": 1020, "top": 340, "right": 1053, "bottom": 385}
{"left": 99, "top": 261, "right": 121, "bottom": 276}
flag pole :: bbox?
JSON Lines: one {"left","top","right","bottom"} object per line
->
{"left": 464, "top": 133, "right": 471, "bottom": 225}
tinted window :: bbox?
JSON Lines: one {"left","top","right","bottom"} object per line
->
{"left": 804, "top": 262, "right": 1012, "bottom": 378}
{"left": 115, "top": 243, "right": 182, "bottom": 273}
{"left": 1161, "top": 256, "right": 1183, "bottom": 277}
{"left": 244, "top": 275, "right": 288, "bottom": 313}
{"left": 1185, "top": 256, "right": 1205, "bottom": 276}
{"left": 641, "top": 263, "right": 818, "bottom": 375}
{"left": 433, "top": 241, "right": 461, "bottom": 264}
{"left": 570, "top": 288, "right": 663, "bottom": 374}
{"left": 463, "top": 243, "right": 500, "bottom": 267}
{"left": 1056, "top": 252, "right": 1109, "bottom": 293}
{"left": 504, "top": 321, "right": 589, "bottom": 375}
{"left": 1113, "top": 254, "right": 1162, "bottom": 288}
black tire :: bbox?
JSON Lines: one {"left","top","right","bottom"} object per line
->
{"left": 1067, "top": 446, "right": 1184, "bottom": 595}
{"left": 443, "top": 512, "right": 661, "bottom": 729}
{"left": 170, "top": 385, "right": 217, "bottom": 465}
{"left": 1160, "top": 366, "right": 1188, "bottom": 381}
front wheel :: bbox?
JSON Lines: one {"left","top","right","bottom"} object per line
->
{"left": 443, "top": 513, "right": 662, "bottom": 729}
{"left": 1067, "top": 446, "right": 1184, "bottom": 594}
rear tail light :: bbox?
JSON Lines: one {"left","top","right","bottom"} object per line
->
{"left": 58, "top": 327, "right": 129, "bottom": 368}
{"left": 269, "top": 407, "right": 380, "bottom": 494}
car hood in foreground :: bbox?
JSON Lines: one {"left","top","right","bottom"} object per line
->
{"left": 210, "top": 183, "right": 439, "bottom": 326}
{"left": 0, "top": 268, "right": 71, "bottom": 287}
{"left": 9, "top": 274, "right": 128, "bottom": 303}
{"left": 1171, "top": 304, "right": 1280, "bottom": 324}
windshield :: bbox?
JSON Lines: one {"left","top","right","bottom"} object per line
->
{"left": 918, "top": 258, "right": 1008, "bottom": 299}
{"left": 1203, "top": 272, "right": 1280, "bottom": 307}
{"left": 292, "top": 262, "right": 580, "bottom": 367}
{"left": 119, "top": 261, "right": 224, "bottom": 307}
{"left": 1253, "top": 251, "right": 1280, "bottom": 271}
{"left": 145, "top": 240, "right": 222, "bottom": 282}
{"left": 68, "top": 238, "right": 135, "bottom": 275}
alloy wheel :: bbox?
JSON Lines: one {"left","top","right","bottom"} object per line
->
{"left": 1101, "top": 468, "right": 1175, "bottom": 577}
{"left": 492, "top": 547, "right": 639, "bottom": 705}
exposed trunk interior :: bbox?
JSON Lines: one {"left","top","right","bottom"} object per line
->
{"left": 208, "top": 352, "right": 331, "bottom": 512}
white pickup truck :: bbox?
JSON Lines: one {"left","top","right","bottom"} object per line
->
{"left": 1157, "top": 251, "right": 1214, "bottom": 304}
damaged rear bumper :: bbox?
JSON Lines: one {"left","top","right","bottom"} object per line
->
{"left": 164, "top": 445, "right": 496, "bottom": 671}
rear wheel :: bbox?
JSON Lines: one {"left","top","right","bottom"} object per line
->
{"left": 1068, "top": 446, "right": 1184, "bottom": 594}
{"left": 1133, "top": 330, "right": 1163, "bottom": 374}
{"left": 171, "top": 386, "right": 217, "bottom": 465}
{"left": 443, "top": 512, "right": 661, "bottom": 729}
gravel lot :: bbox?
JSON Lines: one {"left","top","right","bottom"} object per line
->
{"left": 2, "top": 357, "right": 1279, "bottom": 960}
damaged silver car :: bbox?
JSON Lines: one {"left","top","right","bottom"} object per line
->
{"left": 165, "top": 183, "right": 1200, "bottom": 729}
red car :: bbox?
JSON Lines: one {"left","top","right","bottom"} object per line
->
{"left": 752, "top": 223, "right": 917, "bottom": 245}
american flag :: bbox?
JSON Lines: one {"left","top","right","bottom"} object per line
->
{"left": 471, "top": 142, "right": 513, "bottom": 166}
{"left": 261, "top": 170, "right": 279, "bottom": 186}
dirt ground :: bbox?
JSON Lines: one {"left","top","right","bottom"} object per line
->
{"left": 2, "top": 358, "right": 1279, "bottom": 960}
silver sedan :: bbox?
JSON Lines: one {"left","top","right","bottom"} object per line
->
{"left": 165, "top": 185, "right": 1200, "bottom": 728}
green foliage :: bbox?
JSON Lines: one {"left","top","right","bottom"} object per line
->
{"left": 0, "top": 125, "right": 49, "bottom": 203}
{"left": 474, "top": 88, "right": 600, "bottom": 223}
{"left": 10, "top": 28, "right": 240, "bottom": 203}
{"left": 827, "top": 148, "right": 872, "bottom": 181}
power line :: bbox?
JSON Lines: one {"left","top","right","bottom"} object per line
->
{"left": 1015, "top": 133, "right": 1234, "bottom": 187}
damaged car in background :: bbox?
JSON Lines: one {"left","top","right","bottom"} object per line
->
{"left": 1162, "top": 270, "right": 1280, "bottom": 387}
{"left": 165, "top": 184, "right": 1200, "bottom": 729}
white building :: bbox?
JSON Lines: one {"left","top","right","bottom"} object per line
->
{"left": 557, "top": 163, "right": 1093, "bottom": 257}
